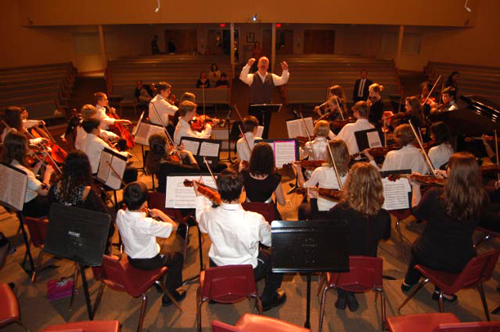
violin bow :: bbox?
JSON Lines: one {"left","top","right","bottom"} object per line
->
{"left": 495, "top": 130, "right": 499, "bottom": 181}
{"left": 333, "top": 96, "right": 345, "bottom": 120}
{"left": 298, "top": 110, "right": 318, "bottom": 160}
{"left": 105, "top": 161, "right": 127, "bottom": 188}
{"left": 233, "top": 105, "right": 253, "bottom": 153}
{"left": 203, "top": 157, "right": 218, "bottom": 189}
{"left": 326, "top": 142, "right": 343, "bottom": 190}
{"left": 409, "top": 120, "right": 437, "bottom": 177}
{"left": 421, "top": 75, "right": 441, "bottom": 107}
{"left": 150, "top": 101, "right": 182, "bottom": 161}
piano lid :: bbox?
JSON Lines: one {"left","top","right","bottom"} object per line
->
{"left": 460, "top": 95, "right": 500, "bottom": 124}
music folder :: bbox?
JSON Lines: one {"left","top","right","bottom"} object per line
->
{"left": 44, "top": 204, "right": 111, "bottom": 266}
{"left": 354, "top": 128, "right": 383, "bottom": 152}
{"left": 271, "top": 220, "right": 349, "bottom": 273}
{"left": 180, "top": 137, "right": 222, "bottom": 166}
{"left": 255, "top": 138, "right": 299, "bottom": 168}
{"left": 0, "top": 163, "right": 28, "bottom": 212}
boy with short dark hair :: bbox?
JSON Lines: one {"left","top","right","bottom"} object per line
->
{"left": 194, "top": 169, "right": 286, "bottom": 311}
{"left": 116, "top": 182, "right": 186, "bottom": 306}
{"left": 236, "top": 115, "right": 261, "bottom": 163}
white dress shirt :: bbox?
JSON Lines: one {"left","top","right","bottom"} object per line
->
{"left": 75, "top": 126, "right": 119, "bottom": 151}
{"left": 195, "top": 197, "right": 271, "bottom": 268}
{"left": 22, "top": 119, "right": 41, "bottom": 129}
{"left": 1, "top": 128, "right": 43, "bottom": 145}
{"left": 429, "top": 143, "right": 453, "bottom": 170}
{"left": 301, "top": 137, "right": 329, "bottom": 161}
{"left": 237, "top": 132, "right": 261, "bottom": 162}
{"left": 358, "top": 78, "right": 366, "bottom": 97}
{"left": 95, "top": 104, "right": 116, "bottom": 130}
{"left": 239, "top": 64, "right": 290, "bottom": 87}
{"left": 337, "top": 119, "right": 375, "bottom": 155}
{"left": 379, "top": 145, "right": 429, "bottom": 174}
{"left": 304, "top": 166, "right": 347, "bottom": 211}
{"left": 11, "top": 160, "right": 41, "bottom": 203}
{"left": 149, "top": 95, "right": 178, "bottom": 126}
{"left": 174, "top": 118, "right": 212, "bottom": 146}
{"left": 79, "top": 133, "right": 126, "bottom": 173}
{"left": 116, "top": 209, "right": 173, "bottom": 259}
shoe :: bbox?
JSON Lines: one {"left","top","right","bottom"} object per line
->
{"left": 335, "top": 293, "right": 346, "bottom": 310}
{"left": 261, "top": 289, "right": 287, "bottom": 312}
{"left": 432, "top": 292, "right": 458, "bottom": 303}
{"left": 345, "top": 292, "right": 359, "bottom": 312}
{"left": 401, "top": 283, "right": 412, "bottom": 293}
{"left": 162, "top": 289, "right": 186, "bottom": 307}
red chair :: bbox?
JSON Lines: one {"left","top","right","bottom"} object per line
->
{"left": 43, "top": 320, "right": 120, "bottom": 331}
{"left": 0, "top": 283, "right": 28, "bottom": 331}
{"left": 398, "top": 249, "right": 500, "bottom": 321}
{"left": 318, "top": 256, "right": 386, "bottom": 332}
{"left": 387, "top": 313, "right": 500, "bottom": 332}
{"left": 23, "top": 216, "right": 48, "bottom": 282}
{"left": 242, "top": 202, "right": 276, "bottom": 223}
{"left": 389, "top": 208, "right": 412, "bottom": 262}
{"left": 197, "top": 265, "right": 263, "bottom": 332}
{"left": 92, "top": 255, "right": 182, "bottom": 332}
{"left": 212, "top": 313, "right": 310, "bottom": 332}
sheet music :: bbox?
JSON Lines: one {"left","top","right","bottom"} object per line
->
{"left": 97, "top": 149, "right": 127, "bottom": 190}
{"left": 286, "top": 117, "right": 314, "bottom": 138}
{"left": 274, "top": 140, "right": 297, "bottom": 168}
{"left": 0, "top": 164, "right": 28, "bottom": 211}
{"left": 381, "top": 177, "right": 412, "bottom": 210}
{"left": 256, "top": 126, "right": 264, "bottom": 138}
{"left": 132, "top": 111, "right": 145, "bottom": 137}
{"left": 199, "top": 141, "right": 220, "bottom": 158}
{"left": 165, "top": 175, "right": 217, "bottom": 209}
{"left": 181, "top": 139, "right": 200, "bottom": 155}
{"left": 96, "top": 151, "right": 112, "bottom": 183}
{"left": 107, "top": 156, "right": 127, "bottom": 190}
{"left": 367, "top": 131, "right": 382, "bottom": 148}
{"left": 134, "top": 122, "right": 165, "bottom": 146}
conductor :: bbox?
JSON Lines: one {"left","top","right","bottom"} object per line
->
{"left": 240, "top": 57, "right": 289, "bottom": 139}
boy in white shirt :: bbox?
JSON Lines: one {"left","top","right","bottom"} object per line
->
{"left": 116, "top": 182, "right": 185, "bottom": 306}
{"left": 173, "top": 101, "right": 213, "bottom": 146}
{"left": 236, "top": 115, "right": 261, "bottom": 163}
{"left": 194, "top": 169, "right": 286, "bottom": 311}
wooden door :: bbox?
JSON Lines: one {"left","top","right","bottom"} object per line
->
{"left": 164, "top": 29, "right": 197, "bottom": 54}
{"left": 304, "top": 30, "right": 335, "bottom": 54}
{"left": 276, "top": 29, "right": 294, "bottom": 55}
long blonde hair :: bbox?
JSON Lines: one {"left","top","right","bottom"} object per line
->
{"left": 341, "top": 162, "right": 384, "bottom": 216}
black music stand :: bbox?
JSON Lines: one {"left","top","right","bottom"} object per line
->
{"left": 44, "top": 204, "right": 111, "bottom": 320}
{"left": 271, "top": 220, "right": 349, "bottom": 328}
{"left": 249, "top": 104, "right": 282, "bottom": 139}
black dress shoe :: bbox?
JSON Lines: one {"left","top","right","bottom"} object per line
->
{"left": 162, "top": 289, "right": 186, "bottom": 307}
{"left": 432, "top": 292, "right": 458, "bottom": 303}
{"left": 261, "top": 289, "right": 287, "bottom": 312}
{"left": 345, "top": 292, "right": 359, "bottom": 312}
{"left": 335, "top": 292, "right": 346, "bottom": 310}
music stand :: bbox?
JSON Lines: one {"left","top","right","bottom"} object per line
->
{"left": 249, "top": 104, "right": 282, "bottom": 139}
{"left": 272, "top": 220, "right": 348, "bottom": 328}
{"left": 44, "top": 204, "right": 111, "bottom": 320}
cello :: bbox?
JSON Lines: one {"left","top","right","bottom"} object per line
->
{"left": 106, "top": 106, "right": 135, "bottom": 149}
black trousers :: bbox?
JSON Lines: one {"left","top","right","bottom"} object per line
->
{"left": 128, "top": 253, "right": 183, "bottom": 293}
{"left": 210, "top": 249, "right": 283, "bottom": 302}
{"left": 249, "top": 107, "right": 272, "bottom": 139}
{"left": 23, "top": 195, "right": 50, "bottom": 218}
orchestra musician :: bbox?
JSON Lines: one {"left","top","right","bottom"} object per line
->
{"left": 364, "top": 124, "right": 428, "bottom": 174}
{"left": 402, "top": 96, "right": 425, "bottom": 129}
{"left": 337, "top": 101, "right": 375, "bottom": 156}
{"left": 428, "top": 121, "right": 454, "bottom": 170}
{"left": 20, "top": 107, "right": 45, "bottom": 129}
{"left": 75, "top": 104, "right": 122, "bottom": 151}
{"left": 367, "top": 83, "right": 384, "bottom": 128}
{"left": 401, "top": 152, "right": 487, "bottom": 303}
{"left": 1, "top": 106, "right": 47, "bottom": 145}
{"left": 327, "top": 162, "right": 391, "bottom": 311}
{"left": 418, "top": 81, "right": 434, "bottom": 116}
{"left": 94, "top": 92, "right": 132, "bottom": 130}
{"left": 236, "top": 115, "right": 261, "bottom": 163}
{"left": 173, "top": 101, "right": 214, "bottom": 146}
{"left": 430, "top": 86, "right": 458, "bottom": 114}
{"left": 1, "top": 131, "right": 53, "bottom": 217}
{"left": 314, "top": 85, "right": 347, "bottom": 120}
{"left": 300, "top": 120, "right": 332, "bottom": 161}
{"left": 149, "top": 82, "right": 178, "bottom": 133}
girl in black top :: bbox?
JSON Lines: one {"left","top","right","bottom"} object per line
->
{"left": 327, "top": 162, "right": 391, "bottom": 312}
{"left": 402, "top": 152, "right": 487, "bottom": 302}
{"left": 368, "top": 83, "right": 384, "bottom": 128}
{"left": 146, "top": 133, "right": 200, "bottom": 193}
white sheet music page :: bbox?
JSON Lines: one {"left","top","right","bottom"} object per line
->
{"left": 301, "top": 117, "right": 314, "bottom": 137}
{"left": 97, "top": 151, "right": 112, "bottom": 183}
{"left": 181, "top": 139, "right": 200, "bottom": 155}
{"left": 256, "top": 126, "right": 264, "bottom": 138}
{"left": 0, "top": 164, "right": 28, "bottom": 211}
{"left": 367, "top": 131, "right": 382, "bottom": 148}
{"left": 274, "top": 140, "right": 297, "bottom": 168}
{"left": 199, "top": 142, "right": 219, "bottom": 158}
{"left": 286, "top": 119, "right": 303, "bottom": 138}
{"left": 165, "top": 175, "right": 217, "bottom": 209}
{"left": 107, "top": 156, "right": 127, "bottom": 190}
{"left": 381, "top": 177, "right": 412, "bottom": 210}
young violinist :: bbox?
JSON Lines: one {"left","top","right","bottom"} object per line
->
{"left": 149, "top": 82, "right": 178, "bottom": 128}
{"left": 402, "top": 96, "right": 425, "bottom": 129}
{"left": 401, "top": 152, "right": 487, "bottom": 303}
{"left": 74, "top": 104, "right": 121, "bottom": 151}
{"left": 337, "top": 101, "right": 375, "bottom": 156}
{"left": 314, "top": 85, "right": 347, "bottom": 120}
{"left": 418, "top": 81, "right": 434, "bottom": 116}
{"left": 365, "top": 124, "right": 428, "bottom": 174}
{"left": 236, "top": 115, "right": 261, "bottom": 163}
{"left": 367, "top": 83, "right": 384, "bottom": 128}
{"left": 428, "top": 121, "right": 454, "bottom": 170}
{"left": 116, "top": 182, "right": 185, "bottom": 306}
{"left": 146, "top": 133, "right": 200, "bottom": 194}
{"left": 194, "top": 169, "right": 286, "bottom": 311}
{"left": 173, "top": 100, "right": 213, "bottom": 145}
{"left": 327, "top": 162, "right": 391, "bottom": 311}
{"left": 1, "top": 131, "right": 53, "bottom": 217}
{"left": 430, "top": 86, "right": 458, "bottom": 114}
{"left": 94, "top": 92, "right": 132, "bottom": 130}
{"left": 300, "top": 120, "right": 331, "bottom": 161}
{"left": 295, "top": 139, "right": 350, "bottom": 219}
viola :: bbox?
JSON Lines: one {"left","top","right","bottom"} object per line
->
{"left": 183, "top": 179, "right": 222, "bottom": 205}
{"left": 106, "top": 106, "right": 135, "bottom": 150}
{"left": 388, "top": 173, "right": 446, "bottom": 186}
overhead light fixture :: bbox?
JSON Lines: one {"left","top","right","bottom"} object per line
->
{"left": 155, "top": 0, "right": 161, "bottom": 12}
{"left": 252, "top": 14, "right": 258, "bottom": 22}
{"left": 464, "top": 0, "right": 471, "bottom": 12}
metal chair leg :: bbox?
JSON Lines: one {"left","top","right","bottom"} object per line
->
{"left": 31, "top": 250, "right": 45, "bottom": 282}
{"left": 437, "top": 291, "right": 445, "bottom": 312}
{"left": 474, "top": 233, "right": 491, "bottom": 249}
{"left": 318, "top": 284, "right": 331, "bottom": 332}
{"left": 316, "top": 273, "right": 325, "bottom": 299}
{"left": 137, "top": 294, "right": 147, "bottom": 332}
{"left": 396, "top": 220, "right": 408, "bottom": 262}
{"left": 183, "top": 224, "right": 189, "bottom": 260}
{"left": 196, "top": 287, "right": 204, "bottom": 332}
{"left": 69, "top": 263, "right": 79, "bottom": 311}
{"left": 478, "top": 283, "right": 491, "bottom": 321}
{"left": 379, "top": 290, "right": 387, "bottom": 331}
{"left": 398, "top": 278, "right": 429, "bottom": 312}
{"left": 155, "top": 280, "right": 183, "bottom": 312}
{"left": 92, "top": 282, "right": 105, "bottom": 315}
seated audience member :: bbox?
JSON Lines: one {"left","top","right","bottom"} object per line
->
{"left": 327, "top": 162, "right": 391, "bottom": 311}
{"left": 300, "top": 120, "right": 331, "bottom": 161}
{"left": 296, "top": 139, "right": 350, "bottom": 219}
{"left": 215, "top": 72, "right": 230, "bottom": 88}
{"left": 117, "top": 182, "right": 185, "bottom": 306}
{"left": 135, "top": 80, "right": 153, "bottom": 107}
{"left": 364, "top": 124, "right": 428, "bottom": 174}
{"left": 402, "top": 152, "right": 487, "bottom": 303}
{"left": 196, "top": 71, "right": 210, "bottom": 89}
{"left": 149, "top": 82, "right": 178, "bottom": 129}
{"left": 241, "top": 142, "right": 286, "bottom": 215}
{"left": 236, "top": 116, "right": 261, "bottom": 163}
{"left": 146, "top": 133, "right": 200, "bottom": 193}
{"left": 367, "top": 83, "right": 384, "bottom": 128}
{"left": 194, "top": 169, "right": 286, "bottom": 311}
{"left": 94, "top": 92, "right": 132, "bottom": 131}
{"left": 428, "top": 121, "right": 454, "bottom": 170}
{"left": 173, "top": 101, "right": 213, "bottom": 145}
{"left": 336, "top": 101, "right": 375, "bottom": 156}
{"left": 208, "top": 63, "right": 221, "bottom": 86}
{"left": 1, "top": 132, "right": 53, "bottom": 217}
{"left": 79, "top": 118, "right": 138, "bottom": 184}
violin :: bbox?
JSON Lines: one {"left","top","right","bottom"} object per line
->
{"left": 388, "top": 173, "right": 446, "bottom": 186}
{"left": 190, "top": 114, "right": 220, "bottom": 132}
{"left": 296, "top": 186, "right": 342, "bottom": 201}
{"left": 183, "top": 179, "right": 222, "bottom": 205}
{"left": 465, "top": 135, "right": 500, "bottom": 144}
{"left": 105, "top": 106, "right": 135, "bottom": 149}
{"left": 330, "top": 119, "right": 355, "bottom": 130}
{"left": 297, "top": 159, "right": 326, "bottom": 170}
{"left": 481, "top": 164, "right": 500, "bottom": 175}
{"left": 351, "top": 144, "right": 399, "bottom": 159}
{"left": 296, "top": 136, "right": 315, "bottom": 146}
